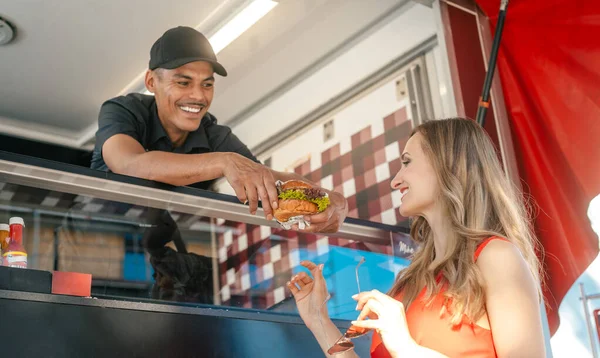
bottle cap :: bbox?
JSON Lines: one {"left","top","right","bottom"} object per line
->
{"left": 9, "top": 217, "right": 24, "bottom": 226}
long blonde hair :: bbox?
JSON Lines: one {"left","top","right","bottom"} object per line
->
{"left": 388, "top": 118, "right": 542, "bottom": 325}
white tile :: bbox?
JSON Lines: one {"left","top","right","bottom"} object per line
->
{"left": 41, "top": 197, "right": 59, "bottom": 207}
{"left": 260, "top": 226, "right": 271, "bottom": 239}
{"left": 339, "top": 136, "right": 352, "bottom": 155}
{"left": 310, "top": 152, "right": 322, "bottom": 171}
{"left": 385, "top": 142, "right": 400, "bottom": 162}
{"left": 274, "top": 286, "right": 285, "bottom": 304}
{"left": 375, "top": 163, "right": 391, "bottom": 183}
{"left": 241, "top": 273, "right": 251, "bottom": 291}
{"left": 190, "top": 221, "right": 209, "bottom": 231}
{"left": 371, "top": 119, "right": 385, "bottom": 138}
{"left": 82, "top": 203, "right": 103, "bottom": 213}
{"left": 227, "top": 268, "right": 236, "bottom": 286}
{"left": 74, "top": 196, "right": 92, "bottom": 203}
{"left": 289, "top": 250, "right": 300, "bottom": 268}
{"left": 221, "top": 285, "right": 231, "bottom": 302}
{"left": 238, "top": 234, "right": 248, "bottom": 252}
{"left": 263, "top": 262, "right": 274, "bottom": 281}
{"left": 321, "top": 175, "right": 333, "bottom": 190}
{"left": 391, "top": 190, "right": 402, "bottom": 208}
{"left": 270, "top": 244, "right": 281, "bottom": 263}
{"left": 125, "top": 207, "right": 143, "bottom": 218}
{"left": 218, "top": 247, "right": 227, "bottom": 263}
{"left": 381, "top": 208, "right": 397, "bottom": 225}
{"left": 223, "top": 230, "right": 233, "bottom": 247}
{"left": 343, "top": 178, "right": 356, "bottom": 197}
{"left": 316, "top": 237, "right": 330, "bottom": 256}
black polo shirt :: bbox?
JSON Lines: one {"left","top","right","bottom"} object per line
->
{"left": 90, "top": 93, "right": 258, "bottom": 190}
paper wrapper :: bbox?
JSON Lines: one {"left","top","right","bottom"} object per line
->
{"left": 278, "top": 215, "right": 310, "bottom": 230}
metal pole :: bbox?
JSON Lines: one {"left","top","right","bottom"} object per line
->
{"left": 53, "top": 226, "right": 60, "bottom": 271}
{"left": 31, "top": 210, "right": 41, "bottom": 269}
{"left": 210, "top": 218, "right": 221, "bottom": 305}
{"left": 476, "top": 0, "right": 509, "bottom": 127}
{"left": 581, "top": 283, "right": 598, "bottom": 357}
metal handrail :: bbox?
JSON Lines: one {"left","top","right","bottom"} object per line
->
{"left": 0, "top": 158, "right": 401, "bottom": 244}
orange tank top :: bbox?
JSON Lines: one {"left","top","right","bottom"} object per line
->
{"left": 370, "top": 236, "right": 509, "bottom": 358}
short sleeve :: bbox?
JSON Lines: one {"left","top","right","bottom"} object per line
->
{"left": 95, "top": 100, "right": 144, "bottom": 148}
{"left": 90, "top": 99, "right": 146, "bottom": 170}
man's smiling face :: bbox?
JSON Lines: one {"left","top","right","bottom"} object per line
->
{"left": 146, "top": 61, "right": 215, "bottom": 134}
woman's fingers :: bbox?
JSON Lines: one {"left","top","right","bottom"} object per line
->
{"left": 350, "top": 319, "right": 381, "bottom": 330}
{"left": 351, "top": 300, "right": 385, "bottom": 332}
{"left": 298, "top": 271, "right": 313, "bottom": 285}
{"left": 287, "top": 281, "right": 299, "bottom": 295}
{"left": 286, "top": 262, "right": 327, "bottom": 299}
{"left": 353, "top": 291, "right": 377, "bottom": 311}
{"left": 356, "top": 299, "right": 383, "bottom": 321}
{"left": 300, "top": 261, "right": 326, "bottom": 283}
{"left": 353, "top": 289, "right": 393, "bottom": 311}
{"left": 300, "top": 261, "right": 318, "bottom": 272}
{"left": 356, "top": 304, "right": 372, "bottom": 321}
{"left": 288, "top": 271, "right": 314, "bottom": 291}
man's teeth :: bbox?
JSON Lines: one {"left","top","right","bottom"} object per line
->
{"left": 179, "top": 106, "right": 202, "bottom": 113}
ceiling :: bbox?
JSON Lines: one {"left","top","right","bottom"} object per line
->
{"left": 0, "top": 0, "right": 405, "bottom": 149}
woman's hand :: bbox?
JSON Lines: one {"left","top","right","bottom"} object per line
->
{"left": 351, "top": 290, "right": 418, "bottom": 357}
{"left": 287, "top": 261, "right": 330, "bottom": 331}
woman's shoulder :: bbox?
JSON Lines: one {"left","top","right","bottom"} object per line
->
{"left": 475, "top": 237, "right": 530, "bottom": 284}
{"left": 474, "top": 236, "right": 510, "bottom": 261}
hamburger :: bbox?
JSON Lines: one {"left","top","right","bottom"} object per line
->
{"left": 273, "top": 180, "right": 331, "bottom": 223}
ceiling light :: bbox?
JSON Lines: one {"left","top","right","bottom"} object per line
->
{"left": 0, "top": 16, "right": 16, "bottom": 46}
{"left": 141, "top": 0, "right": 277, "bottom": 95}
{"left": 209, "top": 0, "right": 278, "bottom": 54}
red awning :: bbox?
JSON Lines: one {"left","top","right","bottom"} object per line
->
{"left": 474, "top": 0, "right": 600, "bottom": 335}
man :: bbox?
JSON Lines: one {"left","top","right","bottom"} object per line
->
{"left": 91, "top": 26, "right": 347, "bottom": 233}
{"left": 142, "top": 208, "right": 213, "bottom": 304}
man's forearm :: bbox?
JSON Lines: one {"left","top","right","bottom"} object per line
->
{"left": 122, "top": 151, "right": 231, "bottom": 186}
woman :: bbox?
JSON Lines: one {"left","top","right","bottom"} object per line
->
{"left": 287, "top": 118, "right": 546, "bottom": 357}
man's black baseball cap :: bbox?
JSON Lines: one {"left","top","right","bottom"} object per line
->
{"left": 149, "top": 26, "right": 227, "bottom": 76}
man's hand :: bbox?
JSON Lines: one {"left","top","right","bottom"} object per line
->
{"left": 293, "top": 190, "right": 348, "bottom": 234}
{"left": 222, "top": 152, "right": 280, "bottom": 220}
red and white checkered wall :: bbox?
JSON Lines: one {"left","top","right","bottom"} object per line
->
{"left": 294, "top": 107, "right": 412, "bottom": 225}
{"left": 217, "top": 107, "right": 414, "bottom": 309}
